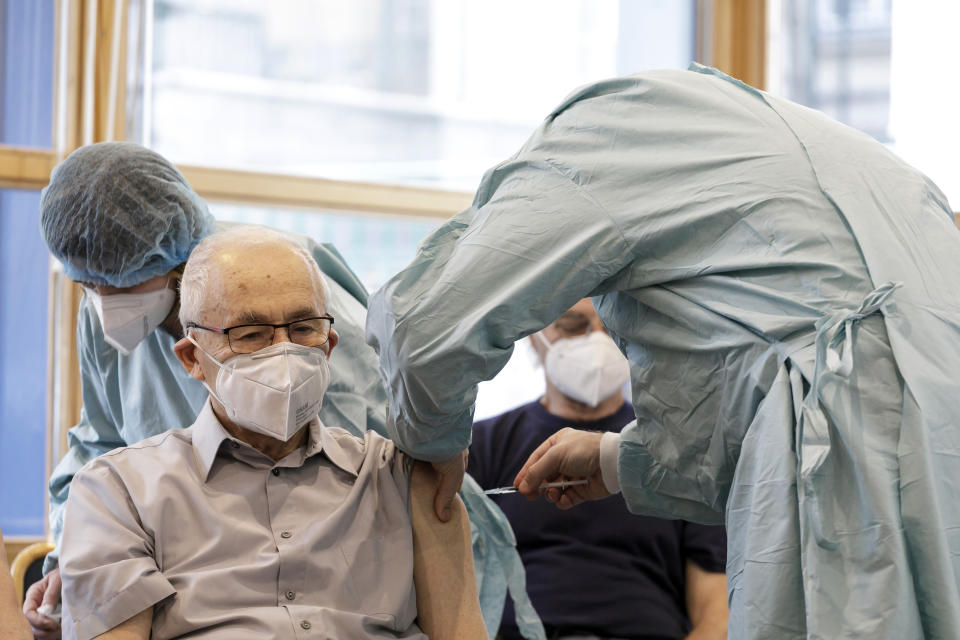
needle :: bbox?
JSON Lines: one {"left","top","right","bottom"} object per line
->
{"left": 483, "top": 479, "right": 589, "bottom": 495}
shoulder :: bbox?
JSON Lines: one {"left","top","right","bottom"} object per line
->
{"left": 324, "top": 426, "right": 401, "bottom": 467}
{"left": 77, "top": 429, "right": 194, "bottom": 483}
{"left": 473, "top": 401, "right": 540, "bottom": 436}
{"left": 325, "top": 425, "right": 387, "bottom": 452}
{"left": 680, "top": 522, "right": 728, "bottom": 570}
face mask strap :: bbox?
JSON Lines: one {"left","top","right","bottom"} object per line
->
{"left": 530, "top": 331, "right": 552, "bottom": 349}
{"left": 187, "top": 333, "right": 227, "bottom": 369}
{"left": 185, "top": 334, "right": 236, "bottom": 412}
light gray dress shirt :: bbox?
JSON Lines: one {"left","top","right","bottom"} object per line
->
{"left": 60, "top": 401, "right": 426, "bottom": 640}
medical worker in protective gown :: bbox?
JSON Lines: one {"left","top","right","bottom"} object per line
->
{"left": 366, "top": 64, "right": 960, "bottom": 639}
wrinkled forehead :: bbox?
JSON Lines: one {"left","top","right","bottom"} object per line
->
{"left": 206, "top": 247, "right": 326, "bottom": 324}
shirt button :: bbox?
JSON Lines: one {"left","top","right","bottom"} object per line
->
{"left": 281, "top": 531, "right": 292, "bottom": 539}
{"left": 300, "top": 620, "right": 311, "bottom": 630}
{"left": 286, "top": 590, "right": 295, "bottom": 600}
{"left": 272, "top": 468, "right": 280, "bottom": 476}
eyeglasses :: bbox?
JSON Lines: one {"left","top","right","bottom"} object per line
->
{"left": 186, "top": 315, "right": 335, "bottom": 354}
{"left": 551, "top": 311, "right": 592, "bottom": 338}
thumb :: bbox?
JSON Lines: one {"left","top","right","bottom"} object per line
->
{"left": 434, "top": 470, "right": 459, "bottom": 522}
{"left": 519, "top": 444, "right": 568, "bottom": 494}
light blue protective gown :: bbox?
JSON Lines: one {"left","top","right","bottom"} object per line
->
{"left": 47, "top": 224, "right": 541, "bottom": 638}
{"left": 366, "top": 65, "right": 960, "bottom": 638}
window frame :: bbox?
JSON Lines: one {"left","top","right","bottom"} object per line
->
{"left": 0, "top": 0, "right": 763, "bottom": 550}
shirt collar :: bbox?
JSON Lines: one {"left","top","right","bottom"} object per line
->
{"left": 191, "top": 400, "right": 359, "bottom": 481}
{"left": 313, "top": 421, "right": 360, "bottom": 478}
{"left": 191, "top": 401, "right": 235, "bottom": 481}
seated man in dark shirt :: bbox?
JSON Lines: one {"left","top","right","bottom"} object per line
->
{"left": 469, "top": 298, "right": 728, "bottom": 640}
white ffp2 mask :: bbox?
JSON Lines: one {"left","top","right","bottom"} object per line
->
{"left": 191, "top": 339, "right": 331, "bottom": 441}
{"left": 536, "top": 331, "right": 631, "bottom": 407}
{"left": 85, "top": 286, "right": 176, "bottom": 355}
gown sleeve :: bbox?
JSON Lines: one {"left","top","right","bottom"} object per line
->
{"left": 46, "top": 300, "right": 126, "bottom": 571}
{"left": 366, "top": 158, "right": 630, "bottom": 460}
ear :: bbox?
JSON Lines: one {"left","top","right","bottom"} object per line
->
{"left": 174, "top": 336, "right": 206, "bottom": 381}
{"left": 325, "top": 328, "right": 339, "bottom": 357}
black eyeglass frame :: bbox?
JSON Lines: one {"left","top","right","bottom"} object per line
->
{"left": 185, "top": 314, "right": 335, "bottom": 354}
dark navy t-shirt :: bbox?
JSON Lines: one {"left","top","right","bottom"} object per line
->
{"left": 469, "top": 400, "right": 727, "bottom": 640}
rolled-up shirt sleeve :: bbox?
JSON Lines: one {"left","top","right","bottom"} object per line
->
{"left": 60, "top": 461, "right": 174, "bottom": 640}
{"left": 682, "top": 521, "right": 727, "bottom": 573}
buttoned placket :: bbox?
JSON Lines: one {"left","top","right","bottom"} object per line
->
{"left": 266, "top": 463, "right": 314, "bottom": 635}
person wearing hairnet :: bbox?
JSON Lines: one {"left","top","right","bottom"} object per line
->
{"left": 366, "top": 64, "right": 960, "bottom": 639}
{"left": 27, "top": 142, "right": 543, "bottom": 640}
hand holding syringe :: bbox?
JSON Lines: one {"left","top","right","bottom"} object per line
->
{"left": 483, "top": 479, "right": 588, "bottom": 495}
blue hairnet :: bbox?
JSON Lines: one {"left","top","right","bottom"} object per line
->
{"left": 40, "top": 142, "right": 215, "bottom": 288}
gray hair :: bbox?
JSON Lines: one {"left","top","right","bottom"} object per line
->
{"left": 178, "top": 226, "right": 328, "bottom": 328}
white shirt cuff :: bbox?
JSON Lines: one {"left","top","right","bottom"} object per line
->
{"left": 599, "top": 431, "right": 622, "bottom": 495}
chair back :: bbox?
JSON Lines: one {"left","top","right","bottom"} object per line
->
{"left": 10, "top": 541, "right": 55, "bottom": 606}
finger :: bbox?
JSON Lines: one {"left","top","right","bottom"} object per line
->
{"left": 24, "top": 610, "right": 59, "bottom": 630}
{"left": 42, "top": 570, "right": 62, "bottom": 607}
{"left": 457, "top": 452, "right": 467, "bottom": 493}
{"left": 434, "top": 469, "right": 459, "bottom": 522}
{"left": 556, "top": 492, "right": 579, "bottom": 509}
{"left": 543, "top": 487, "right": 562, "bottom": 504}
{"left": 23, "top": 577, "right": 47, "bottom": 611}
{"left": 514, "top": 431, "right": 563, "bottom": 491}
{"left": 520, "top": 445, "right": 570, "bottom": 496}
{"left": 526, "top": 443, "right": 568, "bottom": 496}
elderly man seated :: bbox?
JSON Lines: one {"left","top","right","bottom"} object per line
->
{"left": 59, "top": 228, "right": 485, "bottom": 640}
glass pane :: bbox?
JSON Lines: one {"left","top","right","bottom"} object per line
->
{"left": 139, "top": 0, "right": 697, "bottom": 190}
{"left": 0, "top": 0, "right": 55, "bottom": 147}
{"left": 0, "top": 189, "right": 49, "bottom": 536}
{"left": 210, "top": 204, "right": 440, "bottom": 292}
{"left": 769, "top": 0, "right": 959, "bottom": 206}
{"left": 770, "top": 0, "right": 892, "bottom": 141}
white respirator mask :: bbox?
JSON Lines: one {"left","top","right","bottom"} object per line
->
{"left": 85, "top": 285, "right": 176, "bottom": 356}
{"left": 190, "top": 338, "right": 331, "bottom": 441}
{"left": 534, "top": 331, "right": 631, "bottom": 407}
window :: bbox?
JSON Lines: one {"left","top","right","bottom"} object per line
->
{"left": 138, "top": 0, "right": 698, "bottom": 191}
{"left": 768, "top": 0, "right": 959, "bottom": 206}
{"left": 0, "top": 0, "right": 54, "bottom": 148}
{"left": 0, "top": 0, "right": 719, "bottom": 546}
{"left": 0, "top": 189, "right": 50, "bottom": 536}
{"left": 0, "top": 0, "right": 55, "bottom": 536}
{"left": 210, "top": 204, "right": 440, "bottom": 293}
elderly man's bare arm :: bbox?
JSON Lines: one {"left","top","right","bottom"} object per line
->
{"left": 0, "top": 529, "right": 34, "bottom": 640}
{"left": 92, "top": 608, "right": 152, "bottom": 640}
{"left": 410, "top": 462, "right": 486, "bottom": 639}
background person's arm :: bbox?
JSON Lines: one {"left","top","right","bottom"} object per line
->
{"left": 0, "top": 528, "right": 34, "bottom": 640}
{"left": 683, "top": 562, "right": 728, "bottom": 640}
{"left": 409, "top": 463, "right": 486, "bottom": 639}
{"left": 92, "top": 608, "right": 152, "bottom": 640}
